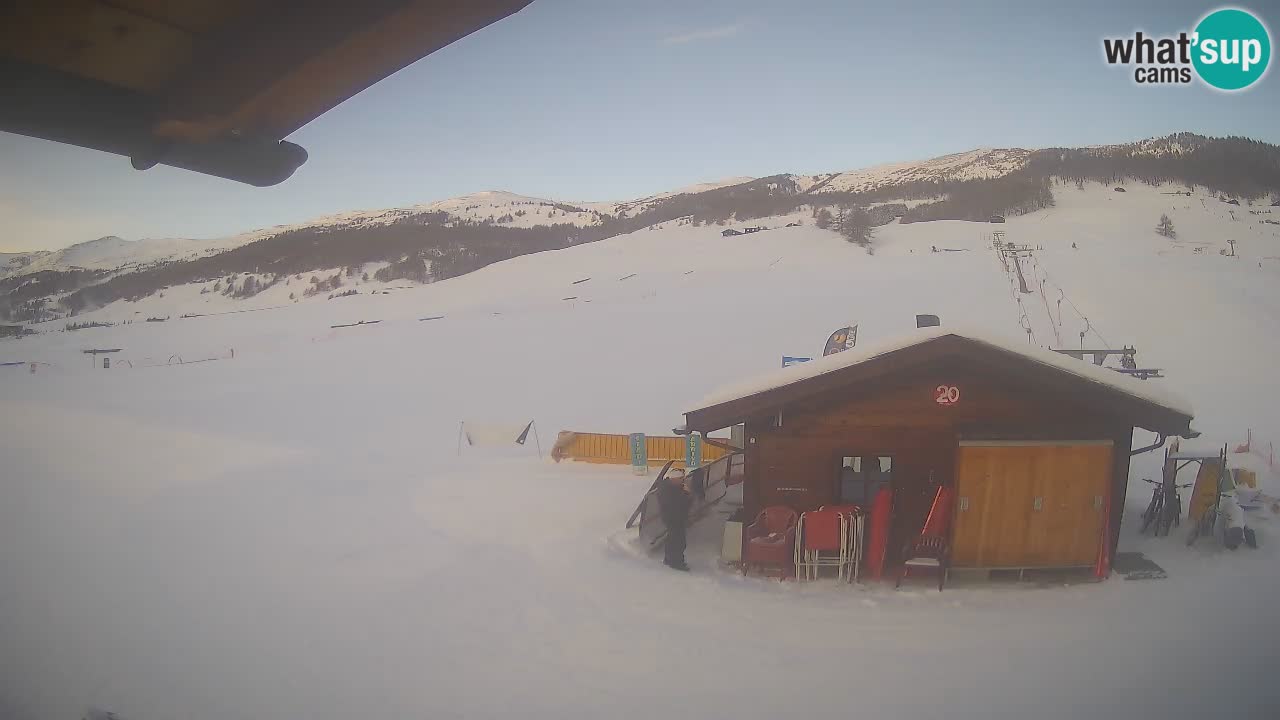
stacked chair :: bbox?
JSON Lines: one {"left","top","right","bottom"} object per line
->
{"left": 795, "top": 505, "right": 865, "bottom": 582}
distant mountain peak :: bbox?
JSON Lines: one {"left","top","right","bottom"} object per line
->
{"left": 6, "top": 132, "right": 1276, "bottom": 289}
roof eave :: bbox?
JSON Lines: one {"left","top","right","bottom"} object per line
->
{"left": 684, "top": 334, "right": 1196, "bottom": 437}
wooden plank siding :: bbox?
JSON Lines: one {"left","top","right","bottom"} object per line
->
{"left": 734, "top": 357, "right": 1138, "bottom": 570}
{"left": 952, "top": 443, "right": 1111, "bottom": 568}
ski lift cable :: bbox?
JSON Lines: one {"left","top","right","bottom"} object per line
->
{"left": 1013, "top": 252, "right": 1054, "bottom": 348}
{"left": 1038, "top": 278, "right": 1062, "bottom": 346}
{"left": 1033, "top": 266, "right": 1062, "bottom": 340}
{"left": 1018, "top": 308, "right": 1039, "bottom": 346}
{"left": 1035, "top": 261, "right": 1111, "bottom": 349}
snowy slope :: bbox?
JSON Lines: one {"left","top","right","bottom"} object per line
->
{"left": 411, "top": 190, "right": 608, "bottom": 228}
{"left": 1, "top": 147, "right": 1043, "bottom": 281}
{"left": 606, "top": 176, "right": 757, "bottom": 216}
{"left": 800, "top": 148, "right": 1032, "bottom": 194}
{"left": 0, "top": 234, "right": 254, "bottom": 279}
{"left": 15, "top": 133, "right": 1264, "bottom": 287}
{"left": 3, "top": 180, "right": 1280, "bottom": 719}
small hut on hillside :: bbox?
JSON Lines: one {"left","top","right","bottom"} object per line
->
{"left": 682, "top": 328, "right": 1194, "bottom": 578}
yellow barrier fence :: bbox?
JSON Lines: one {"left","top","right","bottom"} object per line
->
{"left": 551, "top": 431, "right": 730, "bottom": 467}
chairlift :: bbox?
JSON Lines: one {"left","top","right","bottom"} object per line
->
{"left": 1051, "top": 345, "right": 1165, "bottom": 379}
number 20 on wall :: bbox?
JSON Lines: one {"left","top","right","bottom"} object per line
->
{"left": 934, "top": 385, "right": 960, "bottom": 405}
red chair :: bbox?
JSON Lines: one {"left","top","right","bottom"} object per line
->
{"left": 744, "top": 506, "right": 798, "bottom": 578}
{"left": 795, "top": 509, "right": 846, "bottom": 580}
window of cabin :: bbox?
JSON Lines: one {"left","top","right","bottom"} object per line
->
{"left": 837, "top": 455, "right": 893, "bottom": 506}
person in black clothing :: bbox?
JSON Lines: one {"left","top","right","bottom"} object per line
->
{"left": 658, "top": 467, "right": 692, "bottom": 571}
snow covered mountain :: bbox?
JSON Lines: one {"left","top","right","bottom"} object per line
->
{"left": 1, "top": 234, "right": 248, "bottom": 278}
{"left": 0, "top": 150, "right": 1035, "bottom": 280}
{"left": 3, "top": 133, "right": 1278, "bottom": 325}
{"left": 795, "top": 148, "right": 1032, "bottom": 194}
{"left": 4, "top": 178, "right": 1279, "bottom": 720}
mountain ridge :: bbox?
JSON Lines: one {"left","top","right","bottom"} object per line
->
{"left": 8, "top": 132, "right": 1265, "bottom": 273}
{"left": 4, "top": 132, "right": 1279, "bottom": 324}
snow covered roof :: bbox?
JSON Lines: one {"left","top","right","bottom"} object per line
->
{"left": 687, "top": 326, "right": 1194, "bottom": 433}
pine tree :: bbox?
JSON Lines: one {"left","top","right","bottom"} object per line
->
{"left": 832, "top": 205, "right": 848, "bottom": 233}
{"left": 1156, "top": 214, "right": 1177, "bottom": 239}
{"left": 840, "top": 207, "right": 875, "bottom": 250}
{"left": 815, "top": 208, "right": 833, "bottom": 229}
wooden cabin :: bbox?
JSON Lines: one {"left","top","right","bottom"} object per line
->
{"left": 683, "top": 329, "right": 1194, "bottom": 576}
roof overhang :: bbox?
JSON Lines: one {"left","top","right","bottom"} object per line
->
{"left": 685, "top": 333, "right": 1195, "bottom": 438}
{"left": 1, "top": 0, "right": 531, "bottom": 186}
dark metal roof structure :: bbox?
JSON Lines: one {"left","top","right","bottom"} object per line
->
{"left": 1, "top": 0, "right": 531, "bottom": 185}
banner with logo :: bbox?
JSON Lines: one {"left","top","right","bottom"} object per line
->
{"left": 629, "top": 432, "right": 648, "bottom": 475}
{"left": 1101, "top": 8, "right": 1271, "bottom": 91}
{"left": 685, "top": 433, "right": 703, "bottom": 469}
{"left": 822, "top": 324, "right": 858, "bottom": 356}
{"left": 782, "top": 356, "right": 812, "bottom": 367}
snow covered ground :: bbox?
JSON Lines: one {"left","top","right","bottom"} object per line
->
{"left": 3, "top": 182, "right": 1280, "bottom": 719}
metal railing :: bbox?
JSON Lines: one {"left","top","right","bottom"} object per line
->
{"left": 630, "top": 451, "right": 744, "bottom": 549}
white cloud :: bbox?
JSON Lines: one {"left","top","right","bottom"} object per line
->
{"left": 663, "top": 22, "right": 746, "bottom": 45}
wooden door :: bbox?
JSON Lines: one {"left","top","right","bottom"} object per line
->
{"left": 952, "top": 445, "right": 1038, "bottom": 567}
{"left": 1041, "top": 444, "right": 1112, "bottom": 566}
{"left": 952, "top": 442, "right": 1111, "bottom": 569}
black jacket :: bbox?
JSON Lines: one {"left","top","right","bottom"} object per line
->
{"left": 657, "top": 480, "right": 692, "bottom": 527}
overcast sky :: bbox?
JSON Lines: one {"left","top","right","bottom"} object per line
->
{"left": 3, "top": 0, "right": 1277, "bottom": 252}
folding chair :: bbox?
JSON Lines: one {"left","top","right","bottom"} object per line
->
{"left": 821, "top": 504, "right": 865, "bottom": 583}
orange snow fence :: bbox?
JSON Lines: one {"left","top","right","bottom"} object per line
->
{"left": 551, "top": 431, "right": 730, "bottom": 467}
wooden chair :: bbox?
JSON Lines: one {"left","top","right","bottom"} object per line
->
{"left": 896, "top": 536, "right": 950, "bottom": 591}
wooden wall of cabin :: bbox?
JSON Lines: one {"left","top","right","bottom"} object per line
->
{"left": 1109, "top": 426, "right": 1135, "bottom": 562}
{"left": 739, "top": 357, "right": 1140, "bottom": 562}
